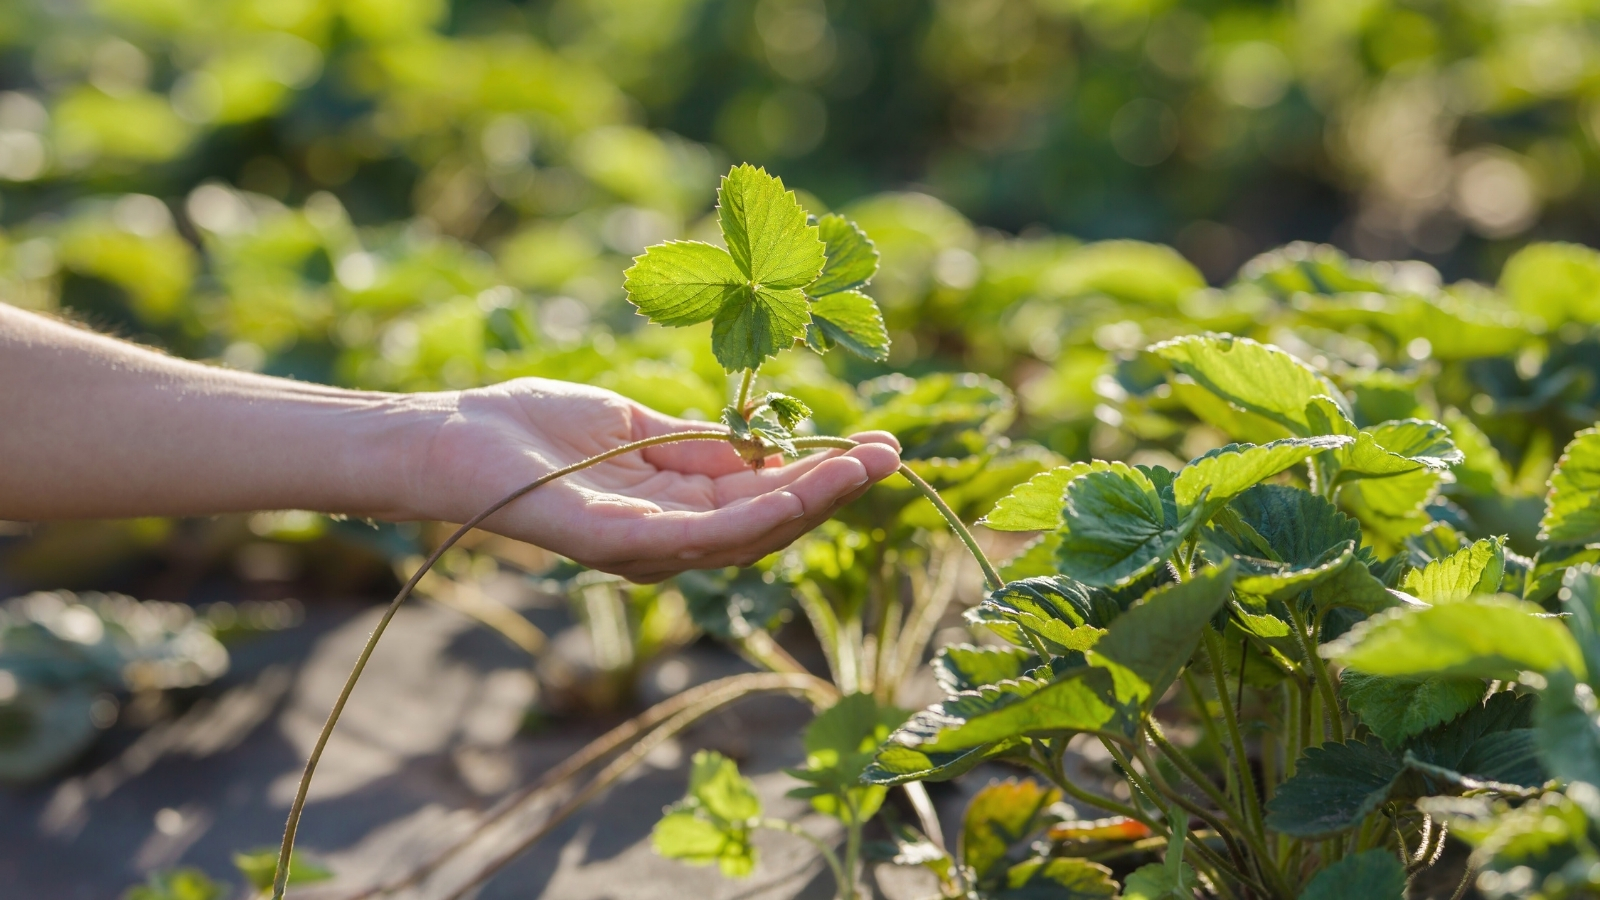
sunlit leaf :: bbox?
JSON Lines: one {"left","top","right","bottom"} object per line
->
{"left": 807, "top": 289, "right": 889, "bottom": 361}
{"left": 999, "top": 857, "right": 1118, "bottom": 898}
{"left": 234, "top": 849, "right": 332, "bottom": 892}
{"left": 1335, "top": 419, "right": 1463, "bottom": 481}
{"left": 1541, "top": 427, "right": 1600, "bottom": 544}
{"left": 961, "top": 778, "right": 1059, "bottom": 881}
{"left": 710, "top": 285, "right": 811, "bottom": 372}
{"left": 932, "top": 644, "right": 1039, "bottom": 693}
{"left": 1401, "top": 537, "right": 1506, "bottom": 603}
{"left": 970, "top": 576, "right": 1119, "bottom": 655}
{"left": 717, "top": 163, "right": 825, "bottom": 290}
{"left": 1172, "top": 436, "right": 1350, "bottom": 520}
{"left": 1325, "top": 596, "right": 1587, "bottom": 681}
{"left": 1150, "top": 334, "right": 1344, "bottom": 438}
{"left": 622, "top": 240, "right": 743, "bottom": 326}
{"left": 981, "top": 461, "right": 1114, "bottom": 532}
{"left": 809, "top": 214, "right": 878, "bottom": 296}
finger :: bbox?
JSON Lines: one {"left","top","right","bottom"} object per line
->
{"left": 708, "top": 438, "right": 901, "bottom": 504}
{"left": 631, "top": 405, "right": 746, "bottom": 476}
{"left": 846, "top": 430, "right": 902, "bottom": 453}
{"left": 601, "top": 446, "right": 898, "bottom": 567}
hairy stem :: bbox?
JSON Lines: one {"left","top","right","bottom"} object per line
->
{"left": 736, "top": 368, "right": 756, "bottom": 414}
{"left": 270, "top": 430, "right": 729, "bottom": 899}
{"left": 761, "top": 818, "right": 849, "bottom": 897}
{"left": 1287, "top": 603, "right": 1343, "bottom": 744}
{"left": 1202, "top": 628, "right": 1266, "bottom": 841}
{"left": 792, "top": 436, "right": 1003, "bottom": 591}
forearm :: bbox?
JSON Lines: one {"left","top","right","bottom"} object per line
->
{"left": 0, "top": 303, "right": 438, "bottom": 521}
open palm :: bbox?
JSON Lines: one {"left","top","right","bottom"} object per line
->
{"left": 407, "top": 378, "right": 901, "bottom": 581}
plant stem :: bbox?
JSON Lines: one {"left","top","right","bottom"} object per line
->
{"left": 1182, "top": 671, "right": 1235, "bottom": 800}
{"left": 269, "top": 429, "right": 728, "bottom": 899}
{"left": 1146, "top": 723, "right": 1243, "bottom": 827}
{"left": 1202, "top": 628, "right": 1265, "bottom": 841}
{"left": 736, "top": 368, "right": 756, "bottom": 414}
{"left": 792, "top": 436, "right": 1004, "bottom": 591}
{"left": 1287, "top": 603, "right": 1343, "bottom": 744}
{"left": 843, "top": 792, "right": 863, "bottom": 900}
{"left": 761, "top": 818, "right": 850, "bottom": 899}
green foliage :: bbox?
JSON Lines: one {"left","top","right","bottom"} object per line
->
{"left": 1150, "top": 334, "right": 1342, "bottom": 440}
{"left": 1054, "top": 463, "right": 1201, "bottom": 587}
{"left": 1341, "top": 671, "right": 1486, "bottom": 748}
{"left": 122, "top": 869, "right": 225, "bottom": 900}
{"left": 1542, "top": 428, "right": 1600, "bottom": 544}
{"left": 234, "top": 849, "right": 333, "bottom": 892}
{"left": 1296, "top": 850, "right": 1408, "bottom": 900}
{"left": 652, "top": 751, "right": 762, "bottom": 878}
{"left": 786, "top": 693, "right": 908, "bottom": 821}
{"left": 1401, "top": 536, "right": 1507, "bottom": 603}
{"left": 1326, "top": 595, "right": 1587, "bottom": 680}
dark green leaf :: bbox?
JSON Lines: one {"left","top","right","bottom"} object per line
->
{"left": 1536, "top": 668, "right": 1600, "bottom": 787}
{"left": 809, "top": 213, "right": 878, "bottom": 296}
{"left": 1264, "top": 738, "right": 1405, "bottom": 838}
{"left": 933, "top": 644, "right": 1039, "bottom": 693}
{"left": 1055, "top": 463, "right": 1202, "bottom": 587}
{"left": 1341, "top": 671, "right": 1486, "bottom": 748}
{"left": 807, "top": 289, "right": 889, "bottom": 361}
{"left": 1559, "top": 564, "right": 1600, "bottom": 682}
{"left": 1297, "top": 849, "right": 1407, "bottom": 900}
{"left": 675, "top": 568, "right": 793, "bottom": 640}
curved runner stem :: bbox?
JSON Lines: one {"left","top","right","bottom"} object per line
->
{"left": 792, "top": 436, "right": 1003, "bottom": 591}
{"left": 270, "top": 430, "right": 727, "bottom": 899}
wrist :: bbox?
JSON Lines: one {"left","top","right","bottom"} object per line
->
{"left": 334, "top": 389, "right": 462, "bottom": 522}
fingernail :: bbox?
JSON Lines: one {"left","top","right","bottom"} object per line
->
{"left": 779, "top": 490, "right": 805, "bottom": 519}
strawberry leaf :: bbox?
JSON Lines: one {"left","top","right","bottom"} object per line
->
{"left": 717, "top": 163, "right": 824, "bottom": 290}
{"left": 622, "top": 240, "right": 743, "bottom": 326}
{"left": 809, "top": 213, "right": 878, "bottom": 296}
{"left": 1541, "top": 426, "right": 1600, "bottom": 543}
{"left": 710, "top": 285, "right": 810, "bottom": 372}
{"left": 807, "top": 289, "right": 889, "bottom": 361}
{"left": 1150, "top": 334, "right": 1345, "bottom": 439}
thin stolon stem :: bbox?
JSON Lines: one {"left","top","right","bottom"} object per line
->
{"left": 792, "top": 436, "right": 1003, "bottom": 591}
{"left": 270, "top": 429, "right": 727, "bottom": 900}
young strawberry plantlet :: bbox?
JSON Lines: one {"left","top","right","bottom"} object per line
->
{"left": 266, "top": 165, "right": 1005, "bottom": 900}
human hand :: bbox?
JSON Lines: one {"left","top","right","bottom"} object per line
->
{"left": 388, "top": 378, "right": 901, "bottom": 581}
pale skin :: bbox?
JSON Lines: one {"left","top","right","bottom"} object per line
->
{"left": 0, "top": 303, "right": 902, "bottom": 582}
